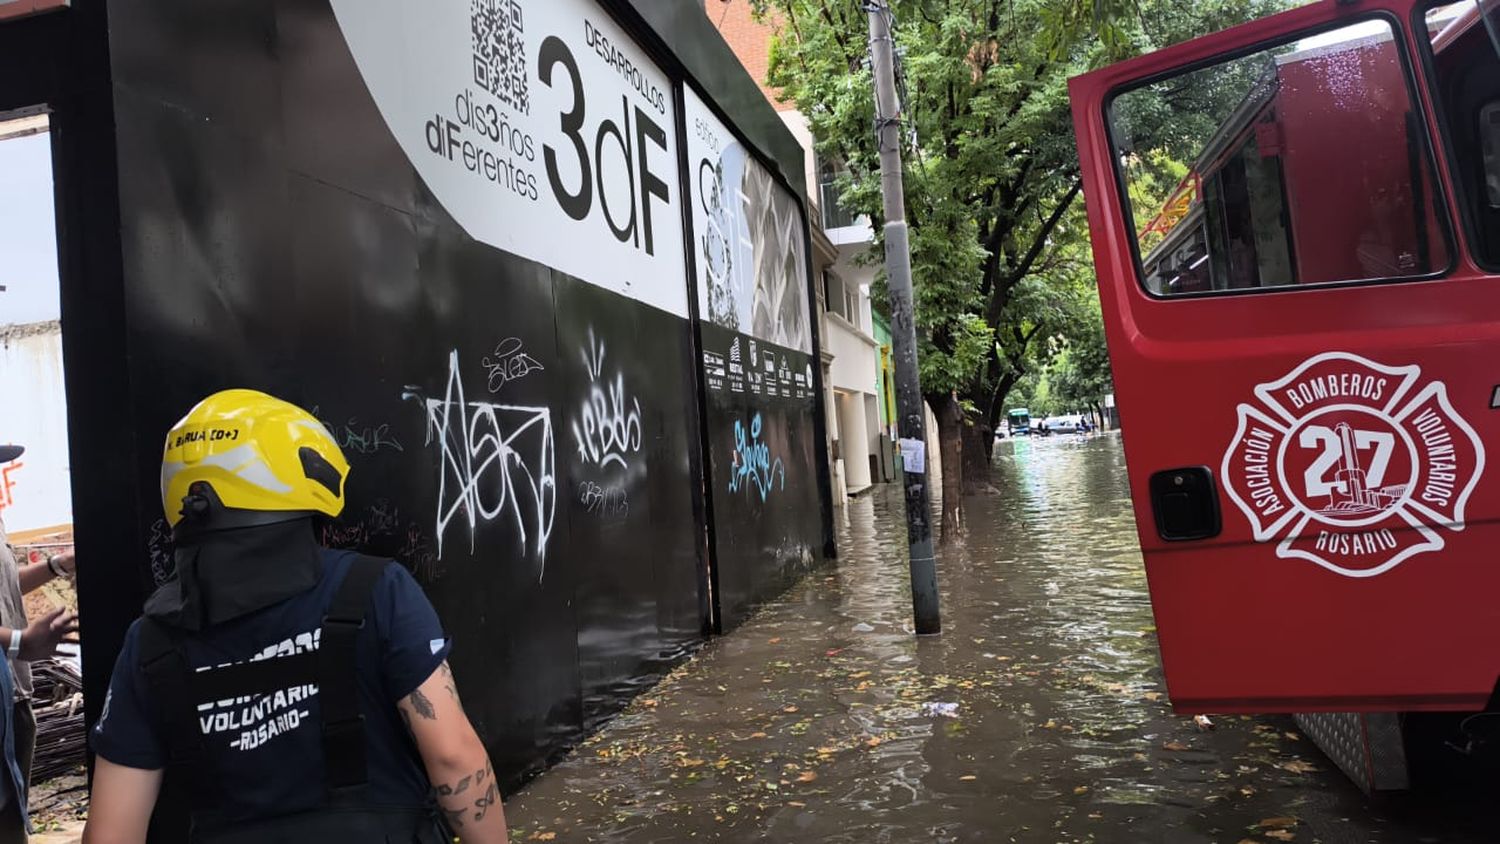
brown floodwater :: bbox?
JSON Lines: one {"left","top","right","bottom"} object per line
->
{"left": 505, "top": 433, "right": 1499, "bottom": 842}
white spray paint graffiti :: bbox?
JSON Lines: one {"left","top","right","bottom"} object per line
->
{"left": 729, "top": 412, "right": 785, "bottom": 501}
{"left": 483, "top": 338, "right": 545, "bottom": 393}
{"left": 405, "top": 350, "right": 556, "bottom": 578}
{"left": 570, "top": 329, "right": 643, "bottom": 471}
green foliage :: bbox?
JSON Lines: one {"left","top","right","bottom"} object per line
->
{"left": 759, "top": 0, "right": 1290, "bottom": 440}
{"left": 1048, "top": 302, "right": 1113, "bottom": 410}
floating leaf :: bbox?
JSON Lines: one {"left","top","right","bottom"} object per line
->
{"left": 1162, "top": 741, "right": 1191, "bottom": 752}
{"left": 1257, "top": 818, "right": 1297, "bottom": 830}
{"left": 1265, "top": 832, "right": 1295, "bottom": 842}
{"left": 797, "top": 771, "right": 818, "bottom": 782}
{"left": 959, "top": 775, "right": 978, "bottom": 781}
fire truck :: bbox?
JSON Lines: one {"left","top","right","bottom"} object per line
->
{"left": 1069, "top": 0, "right": 1500, "bottom": 791}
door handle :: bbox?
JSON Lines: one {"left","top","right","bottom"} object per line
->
{"left": 1149, "top": 467, "right": 1221, "bottom": 541}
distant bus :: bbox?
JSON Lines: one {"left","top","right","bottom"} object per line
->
{"left": 1007, "top": 408, "right": 1032, "bottom": 435}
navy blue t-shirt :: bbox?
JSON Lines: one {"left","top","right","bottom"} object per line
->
{"left": 91, "top": 550, "right": 452, "bottom": 826}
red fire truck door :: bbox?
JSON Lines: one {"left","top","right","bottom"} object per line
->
{"left": 1069, "top": 0, "right": 1500, "bottom": 713}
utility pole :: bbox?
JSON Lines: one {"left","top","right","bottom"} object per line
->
{"left": 866, "top": 1, "right": 940, "bottom": 635}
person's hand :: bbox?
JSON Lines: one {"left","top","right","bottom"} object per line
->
{"left": 19, "top": 607, "right": 79, "bottom": 661}
{"left": 50, "top": 550, "right": 75, "bottom": 577}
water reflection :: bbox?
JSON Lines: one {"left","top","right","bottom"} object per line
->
{"left": 506, "top": 434, "right": 1496, "bottom": 843}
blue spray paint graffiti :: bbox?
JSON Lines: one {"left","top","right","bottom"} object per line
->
{"left": 728, "top": 413, "right": 785, "bottom": 500}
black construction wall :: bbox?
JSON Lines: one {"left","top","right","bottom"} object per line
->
{"left": 104, "top": 0, "right": 721, "bottom": 792}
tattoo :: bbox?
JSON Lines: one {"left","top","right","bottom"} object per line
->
{"left": 436, "top": 770, "right": 475, "bottom": 797}
{"left": 473, "top": 779, "right": 498, "bottom": 822}
{"left": 434, "top": 764, "right": 494, "bottom": 830}
{"left": 439, "top": 662, "right": 460, "bottom": 701}
{"left": 439, "top": 803, "right": 466, "bottom": 830}
{"left": 409, "top": 687, "right": 436, "bottom": 720}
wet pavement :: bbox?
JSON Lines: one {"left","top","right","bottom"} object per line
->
{"left": 506, "top": 433, "right": 1498, "bottom": 843}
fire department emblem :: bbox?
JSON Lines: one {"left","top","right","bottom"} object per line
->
{"left": 1222, "top": 352, "right": 1484, "bottom": 578}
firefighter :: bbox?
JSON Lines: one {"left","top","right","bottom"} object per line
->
{"left": 83, "top": 390, "right": 508, "bottom": 844}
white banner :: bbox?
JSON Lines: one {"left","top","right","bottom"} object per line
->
{"left": 683, "top": 88, "right": 811, "bottom": 354}
{"left": 329, "top": 0, "right": 688, "bottom": 317}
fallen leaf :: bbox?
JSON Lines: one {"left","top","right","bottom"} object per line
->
{"left": 529, "top": 834, "right": 557, "bottom": 842}
{"left": 1194, "top": 715, "right": 1215, "bottom": 731}
{"left": 959, "top": 775, "right": 978, "bottom": 781}
{"left": 1073, "top": 786, "right": 1089, "bottom": 795}
{"left": 1162, "top": 741, "right": 1192, "bottom": 752}
{"left": 784, "top": 705, "right": 800, "bottom": 713}
{"left": 1279, "top": 760, "right": 1318, "bottom": 774}
{"left": 1284, "top": 732, "right": 1301, "bottom": 741}
{"left": 749, "top": 732, "right": 768, "bottom": 739}
{"left": 866, "top": 737, "right": 882, "bottom": 748}
{"left": 641, "top": 699, "right": 658, "bottom": 708}
{"left": 797, "top": 771, "right": 818, "bottom": 782}
{"left": 788, "top": 801, "right": 807, "bottom": 807}
{"left": 1265, "top": 831, "right": 1295, "bottom": 842}
{"left": 1042, "top": 720, "right": 1059, "bottom": 730}
{"left": 769, "top": 637, "right": 783, "bottom": 644}
{"left": 825, "top": 648, "right": 845, "bottom": 657}
{"left": 1143, "top": 692, "right": 1163, "bottom": 702}
{"left": 1257, "top": 818, "right": 1298, "bottom": 830}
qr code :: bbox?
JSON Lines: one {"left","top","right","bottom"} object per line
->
{"left": 471, "top": 0, "right": 529, "bottom": 114}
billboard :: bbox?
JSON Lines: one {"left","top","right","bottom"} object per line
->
{"left": 330, "top": 0, "right": 688, "bottom": 316}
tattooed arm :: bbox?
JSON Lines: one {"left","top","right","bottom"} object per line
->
{"left": 399, "top": 661, "right": 508, "bottom": 843}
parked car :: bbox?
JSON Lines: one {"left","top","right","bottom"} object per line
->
{"left": 1039, "top": 414, "right": 1086, "bottom": 434}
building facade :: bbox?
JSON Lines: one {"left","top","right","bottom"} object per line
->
{"left": 707, "top": 0, "right": 885, "bottom": 499}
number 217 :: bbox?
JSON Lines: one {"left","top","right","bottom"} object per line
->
{"left": 1299, "top": 426, "right": 1396, "bottom": 497}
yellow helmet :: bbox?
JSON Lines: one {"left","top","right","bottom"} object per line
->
{"left": 160, "top": 389, "right": 349, "bottom": 527}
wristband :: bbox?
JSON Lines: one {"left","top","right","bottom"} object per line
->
{"left": 7, "top": 630, "right": 19, "bottom": 660}
{"left": 46, "top": 555, "right": 65, "bottom": 579}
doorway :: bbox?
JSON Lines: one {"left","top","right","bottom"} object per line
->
{"left": 0, "top": 109, "right": 86, "bottom": 830}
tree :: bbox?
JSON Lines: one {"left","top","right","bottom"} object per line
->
{"left": 1048, "top": 304, "right": 1113, "bottom": 423}
{"left": 760, "top": 0, "right": 1289, "bottom": 541}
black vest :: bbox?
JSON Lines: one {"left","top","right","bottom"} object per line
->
{"left": 137, "top": 556, "right": 449, "bottom": 843}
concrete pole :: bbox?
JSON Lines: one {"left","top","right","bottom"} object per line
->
{"left": 866, "top": 1, "right": 940, "bottom": 635}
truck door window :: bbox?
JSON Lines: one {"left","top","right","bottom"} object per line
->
{"left": 1423, "top": 2, "right": 1500, "bottom": 268}
{"left": 1111, "top": 18, "right": 1451, "bottom": 296}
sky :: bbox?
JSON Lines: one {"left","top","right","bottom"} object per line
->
{"left": 0, "top": 129, "right": 60, "bottom": 327}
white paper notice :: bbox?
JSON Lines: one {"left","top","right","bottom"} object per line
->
{"left": 897, "top": 438, "right": 925, "bottom": 474}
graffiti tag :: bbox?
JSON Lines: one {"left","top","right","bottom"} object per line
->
{"left": 728, "top": 412, "right": 785, "bottom": 501}
{"left": 578, "top": 481, "right": 629, "bottom": 518}
{"left": 405, "top": 350, "right": 556, "bottom": 578}
{"left": 571, "top": 329, "right": 643, "bottom": 470}
{"left": 483, "top": 338, "right": 546, "bottom": 393}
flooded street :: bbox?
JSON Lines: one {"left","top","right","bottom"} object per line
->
{"left": 506, "top": 434, "right": 1496, "bottom": 843}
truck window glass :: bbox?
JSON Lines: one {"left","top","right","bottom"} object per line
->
{"left": 1423, "top": 2, "right": 1500, "bottom": 268}
{"left": 1110, "top": 19, "right": 1451, "bottom": 296}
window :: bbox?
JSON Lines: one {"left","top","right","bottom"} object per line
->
{"left": 824, "top": 270, "right": 848, "bottom": 320}
{"left": 817, "top": 158, "right": 859, "bottom": 230}
{"left": 1422, "top": 1, "right": 1500, "bottom": 268}
{"left": 1112, "top": 18, "right": 1451, "bottom": 296}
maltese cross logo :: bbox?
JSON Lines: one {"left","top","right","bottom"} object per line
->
{"left": 1222, "top": 352, "right": 1484, "bottom": 578}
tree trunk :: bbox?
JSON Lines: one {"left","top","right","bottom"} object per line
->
{"left": 932, "top": 392, "right": 966, "bottom": 543}
{"left": 961, "top": 417, "right": 997, "bottom": 495}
